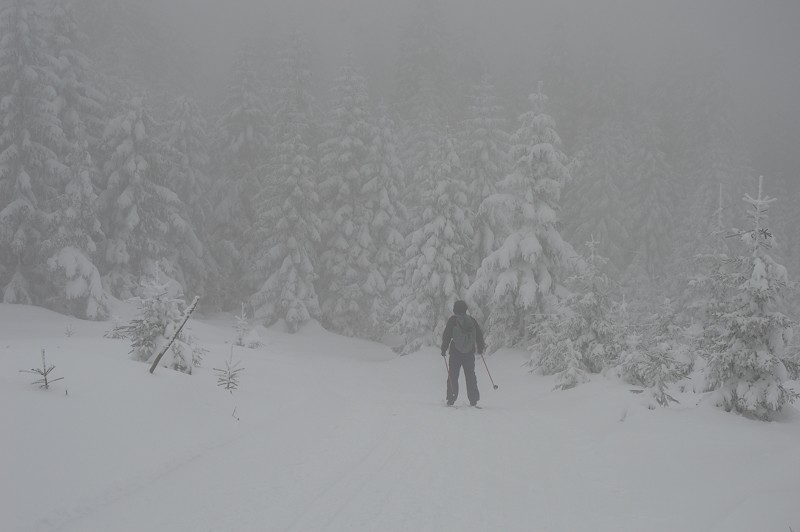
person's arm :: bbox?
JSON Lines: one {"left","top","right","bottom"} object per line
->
{"left": 441, "top": 316, "right": 455, "bottom": 356}
{"left": 474, "top": 318, "right": 486, "bottom": 354}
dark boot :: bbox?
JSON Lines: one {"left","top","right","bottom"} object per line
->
{"left": 462, "top": 354, "right": 480, "bottom": 406}
{"left": 446, "top": 354, "right": 462, "bottom": 404}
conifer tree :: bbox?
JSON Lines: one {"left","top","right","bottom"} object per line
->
{"left": 533, "top": 237, "right": 620, "bottom": 388}
{"left": 396, "top": 0, "right": 453, "bottom": 215}
{"left": 0, "top": 0, "right": 65, "bottom": 304}
{"left": 626, "top": 121, "right": 675, "bottom": 284}
{"left": 457, "top": 75, "right": 510, "bottom": 274}
{"left": 564, "top": 121, "right": 632, "bottom": 274}
{"left": 48, "top": 0, "right": 107, "bottom": 149}
{"left": 207, "top": 45, "right": 270, "bottom": 307}
{"left": 42, "top": 130, "right": 109, "bottom": 319}
{"left": 317, "top": 62, "right": 379, "bottom": 336}
{"left": 248, "top": 34, "right": 321, "bottom": 333}
{"left": 167, "top": 96, "right": 211, "bottom": 209}
{"left": 469, "top": 85, "right": 578, "bottom": 351}
{"left": 113, "top": 275, "right": 204, "bottom": 374}
{"left": 362, "top": 106, "right": 408, "bottom": 334}
{"left": 98, "top": 97, "right": 204, "bottom": 298}
{"left": 402, "top": 108, "right": 443, "bottom": 214}
{"left": 696, "top": 177, "right": 798, "bottom": 419}
{"left": 214, "top": 45, "right": 270, "bottom": 177}
{"left": 164, "top": 95, "right": 219, "bottom": 306}
{"left": 393, "top": 134, "right": 472, "bottom": 354}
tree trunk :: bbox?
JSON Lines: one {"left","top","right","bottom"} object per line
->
{"left": 149, "top": 296, "right": 200, "bottom": 374}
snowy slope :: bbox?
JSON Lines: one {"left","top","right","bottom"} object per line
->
{"left": 2, "top": 303, "right": 799, "bottom": 532}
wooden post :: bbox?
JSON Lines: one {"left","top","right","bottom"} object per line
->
{"left": 149, "top": 296, "right": 200, "bottom": 374}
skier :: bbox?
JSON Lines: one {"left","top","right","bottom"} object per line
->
{"left": 441, "top": 300, "right": 486, "bottom": 406}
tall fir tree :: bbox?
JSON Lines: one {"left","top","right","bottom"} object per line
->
{"left": 396, "top": 0, "right": 453, "bottom": 215}
{"left": 457, "top": 75, "right": 510, "bottom": 277}
{"left": 695, "top": 177, "right": 798, "bottom": 419}
{"left": 362, "top": 106, "right": 408, "bottom": 337}
{"left": 166, "top": 96, "right": 211, "bottom": 210}
{"left": 563, "top": 120, "right": 633, "bottom": 275}
{"left": 208, "top": 45, "right": 269, "bottom": 307}
{"left": 42, "top": 131, "right": 108, "bottom": 319}
{"left": 97, "top": 97, "right": 204, "bottom": 299}
{"left": 48, "top": 0, "right": 107, "bottom": 149}
{"left": 393, "top": 134, "right": 473, "bottom": 354}
{"left": 164, "top": 95, "right": 219, "bottom": 306}
{"left": 213, "top": 45, "right": 270, "bottom": 176}
{"left": 533, "top": 238, "right": 620, "bottom": 389}
{"left": 469, "top": 85, "right": 578, "bottom": 351}
{"left": 625, "top": 121, "right": 676, "bottom": 287}
{"left": 317, "top": 61, "right": 379, "bottom": 337}
{"left": 0, "top": 0, "right": 65, "bottom": 304}
{"left": 248, "top": 33, "right": 321, "bottom": 333}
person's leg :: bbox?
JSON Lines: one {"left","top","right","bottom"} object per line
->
{"left": 463, "top": 354, "right": 480, "bottom": 405}
{"left": 447, "top": 354, "right": 462, "bottom": 404}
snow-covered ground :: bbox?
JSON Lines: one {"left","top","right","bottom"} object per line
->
{"left": 3, "top": 302, "right": 799, "bottom": 532}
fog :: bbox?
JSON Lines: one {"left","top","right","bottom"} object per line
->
{"left": 3, "top": 0, "right": 799, "bottom": 328}
{"left": 145, "top": 0, "right": 799, "bottom": 180}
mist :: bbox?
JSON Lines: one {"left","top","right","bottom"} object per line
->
{"left": 2, "top": 0, "right": 799, "bottom": 333}
{"left": 4, "top": 1, "right": 800, "bottom": 527}
{"left": 146, "top": 0, "right": 799, "bottom": 177}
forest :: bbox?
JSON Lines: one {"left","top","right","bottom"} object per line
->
{"left": 1, "top": 0, "right": 798, "bottom": 418}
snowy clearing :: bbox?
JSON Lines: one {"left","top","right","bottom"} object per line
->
{"left": 3, "top": 303, "right": 799, "bottom": 532}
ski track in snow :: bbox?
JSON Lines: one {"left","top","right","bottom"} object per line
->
{"left": 35, "top": 430, "right": 252, "bottom": 532}
{"left": 3, "top": 304, "right": 800, "bottom": 532}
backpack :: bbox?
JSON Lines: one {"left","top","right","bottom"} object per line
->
{"left": 451, "top": 315, "right": 476, "bottom": 354}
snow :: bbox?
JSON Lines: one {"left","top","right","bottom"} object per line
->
{"left": 3, "top": 302, "right": 800, "bottom": 532}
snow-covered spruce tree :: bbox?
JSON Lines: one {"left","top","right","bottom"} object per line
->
{"left": 317, "top": 61, "right": 387, "bottom": 338}
{"left": 32, "top": 1, "right": 110, "bottom": 319}
{"left": 47, "top": 0, "right": 107, "bottom": 149}
{"left": 563, "top": 120, "right": 633, "bottom": 275}
{"left": 457, "top": 75, "right": 510, "bottom": 278}
{"left": 626, "top": 121, "right": 676, "bottom": 282}
{"left": 233, "top": 302, "right": 249, "bottom": 347}
{"left": 392, "top": 133, "right": 473, "bottom": 354}
{"left": 395, "top": 0, "right": 452, "bottom": 214}
{"left": 207, "top": 45, "right": 270, "bottom": 307}
{"left": 402, "top": 106, "right": 444, "bottom": 214}
{"left": 361, "top": 106, "right": 408, "bottom": 336}
{"left": 533, "top": 238, "right": 620, "bottom": 389}
{"left": 164, "top": 95, "right": 219, "bottom": 305}
{"left": 112, "top": 276, "right": 204, "bottom": 374}
{"left": 684, "top": 183, "right": 735, "bottom": 325}
{"left": 616, "top": 298, "right": 692, "bottom": 407}
{"left": 212, "top": 44, "right": 269, "bottom": 180}
{"left": 0, "top": 0, "right": 65, "bottom": 304}
{"left": 469, "top": 84, "right": 578, "bottom": 351}
{"left": 97, "top": 97, "right": 204, "bottom": 299}
{"left": 166, "top": 95, "right": 211, "bottom": 214}
{"left": 248, "top": 34, "right": 321, "bottom": 333}
{"left": 41, "top": 132, "right": 109, "bottom": 319}
{"left": 697, "top": 177, "right": 798, "bottom": 419}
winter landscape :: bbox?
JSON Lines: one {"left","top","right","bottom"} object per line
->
{"left": 2, "top": 0, "right": 800, "bottom": 531}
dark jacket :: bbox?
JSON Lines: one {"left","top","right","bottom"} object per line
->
{"left": 441, "top": 314, "right": 485, "bottom": 356}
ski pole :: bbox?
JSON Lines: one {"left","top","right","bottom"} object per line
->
{"left": 479, "top": 351, "right": 499, "bottom": 389}
{"left": 444, "top": 356, "right": 456, "bottom": 402}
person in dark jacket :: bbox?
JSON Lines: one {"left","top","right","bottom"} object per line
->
{"left": 441, "top": 300, "right": 485, "bottom": 406}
